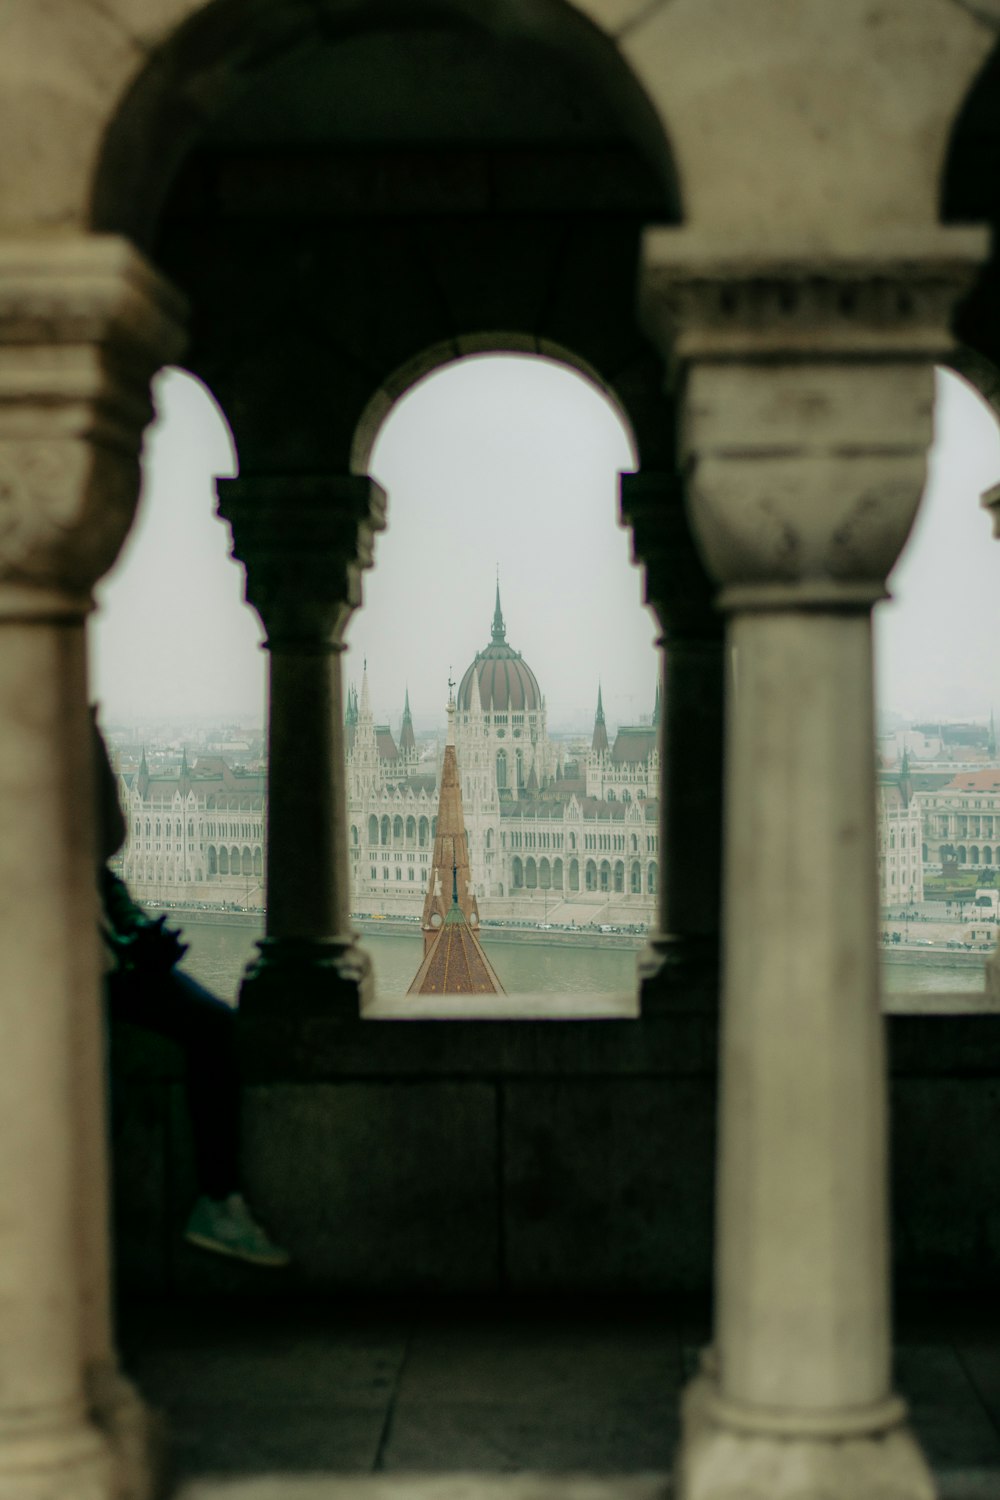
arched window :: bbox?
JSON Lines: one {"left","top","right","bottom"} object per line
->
{"left": 432, "top": 817, "right": 437, "bottom": 837}
{"left": 231, "top": 845, "right": 240, "bottom": 873}
{"left": 607, "top": 790, "right": 616, "bottom": 802}
{"left": 631, "top": 860, "right": 641, "bottom": 893}
{"left": 958, "top": 845, "right": 967, "bottom": 864}
{"left": 219, "top": 847, "right": 229, "bottom": 875}
{"left": 516, "top": 749, "right": 524, "bottom": 788}
{"left": 207, "top": 846, "right": 217, "bottom": 875}
{"left": 512, "top": 856, "right": 523, "bottom": 889}
{"left": 368, "top": 815, "right": 379, "bottom": 846}
{"left": 393, "top": 815, "right": 404, "bottom": 842}
{"left": 648, "top": 861, "right": 658, "bottom": 894}
{"left": 188, "top": 820, "right": 194, "bottom": 838}
{"left": 526, "top": 857, "right": 537, "bottom": 889}
{"left": 569, "top": 832, "right": 576, "bottom": 851}
{"left": 986, "top": 847, "right": 993, "bottom": 865}
{"left": 613, "top": 860, "right": 624, "bottom": 893}
{"left": 971, "top": 845, "right": 980, "bottom": 865}
{"left": 496, "top": 750, "right": 507, "bottom": 789}
{"left": 569, "top": 858, "right": 579, "bottom": 892}
{"left": 381, "top": 816, "right": 391, "bottom": 845}
{"left": 419, "top": 816, "right": 429, "bottom": 847}
{"left": 539, "top": 857, "right": 551, "bottom": 890}
{"left": 351, "top": 825, "right": 359, "bottom": 846}
{"left": 553, "top": 858, "right": 563, "bottom": 890}
{"left": 406, "top": 816, "right": 416, "bottom": 845}
{"left": 253, "top": 846, "right": 263, "bottom": 876}
{"left": 486, "top": 827, "right": 493, "bottom": 850}
{"left": 242, "top": 847, "right": 252, "bottom": 875}
{"left": 585, "top": 859, "right": 597, "bottom": 892}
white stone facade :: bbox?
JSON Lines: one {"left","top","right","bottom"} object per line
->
{"left": 876, "top": 779, "right": 924, "bottom": 907}
{"left": 117, "top": 754, "right": 266, "bottom": 909}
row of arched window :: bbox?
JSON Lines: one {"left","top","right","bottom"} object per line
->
{"left": 205, "top": 845, "right": 264, "bottom": 877}
{"left": 355, "top": 815, "right": 438, "bottom": 848}
{"left": 939, "top": 844, "right": 996, "bottom": 866}
{"left": 509, "top": 856, "right": 659, "bottom": 895}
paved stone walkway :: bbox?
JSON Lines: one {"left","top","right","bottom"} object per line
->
{"left": 118, "top": 1297, "right": 1000, "bottom": 1498}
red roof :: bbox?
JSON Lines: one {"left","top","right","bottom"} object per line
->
{"left": 943, "top": 770, "right": 1000, "bottom": 792}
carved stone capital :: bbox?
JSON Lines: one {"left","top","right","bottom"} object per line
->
{"left": 217, "top": 474, "right": 387, "bottom": 648}
{"left": 637, "top": 231, "right": 987, "bottom": 612}
{"left": 619, "top": 470, "right": 721, "bottom": 640}
{"left": 640, "top": 228, "right": 987, "bottom": 365}
{"left": 0, "top": 236, "right": 187, "bottom": 616}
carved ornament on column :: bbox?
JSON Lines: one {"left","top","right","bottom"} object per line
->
{"left": 619, "top": 469, "right": 720, "bottom": 642}
{"left": 0, "top": 237, "right": 187, "bottom": 614}
{"left": 641, "top": 229, "right": 987, "bottom": 615}
{"left": 216, "top": 474, "right": 387, "bottom": 647}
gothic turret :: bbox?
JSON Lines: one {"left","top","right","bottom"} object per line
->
{"left": 592, "top": 684, "right": 610, "bottom": 756}
{"left": 399, "top": 687, "right": 416, "bottom": 756}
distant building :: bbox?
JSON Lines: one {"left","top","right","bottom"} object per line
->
{"left": 876, "top": 760, "right": 924, "bottom": 906}
{"left": 346, "top": 586, "right": 659, "bottom": 915}
{"left": 916, "top": 766, "right": 1000, "bottom": 874}
{"left": 117, "top": 750, "right": 266, "bottom": 908}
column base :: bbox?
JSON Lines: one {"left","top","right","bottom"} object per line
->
{"left": 0, "top": 1414, "right": 111, "bottom": 1500}
{"left": 238, "top": 936, "right": 372, "bottom": 1018}
{"left": 675, "top": 1384, "right": 935, "bottom": 1500}
{"left": 638, "top": 932, "right": 719, "bottom": 1014}
{"left": 85, "top": 1360, "right": 162, "bottom": 1500}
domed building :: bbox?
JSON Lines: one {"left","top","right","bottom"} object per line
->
{"left": 345, "top": 585, "right": 658, "bottom": 913}
{"left": 455, "top": 586, "right": 553, "bottom": 801}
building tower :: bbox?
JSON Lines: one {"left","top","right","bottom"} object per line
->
{"left": 409, "top": 688, "right": 505, "bottom": 995}
{"left": 417, "top": 689, "right": 482, "bottom": 955}
{"left": 592, "top": 683, "right": 610, "bottom": 756}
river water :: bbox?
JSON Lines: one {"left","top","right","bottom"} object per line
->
{"left": 173, "top": 918, "right": 987, "bottom": 1004}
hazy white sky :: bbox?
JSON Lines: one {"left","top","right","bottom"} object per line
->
{"left": 89, "top": 357, "right": 1000, "bottom": 734}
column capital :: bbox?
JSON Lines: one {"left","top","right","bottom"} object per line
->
{"left": 0, "top": 234, "right": 187, "bottom": 619}
{"left": 619, "top": 469, "right": 721, "bottom": 641}
{"left": 639, "top": 229, "right": 987, "bottom": 614}
{"left": 217, "top": 473, "right": 386, "bottom": 648}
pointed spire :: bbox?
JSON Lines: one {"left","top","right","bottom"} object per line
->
{"left": 180, "top": 746, "right": 191, "bottom": 787}
{"left": 359, "top": 663, "right": 372, "bottom": 720}
{"left": 400, "top": 685, "right": 416, "bottom": 754}
{"left": 653, "top": 675, "right": 661, "bottom": 729}
{"left": 491, "top": 578, "right": 507, "bottom": 645}
{"left": 592, "top": 684, "right": 609, "bottom": 756}
{"left": 469, "top": 662, "right": 482, "bottom": 716}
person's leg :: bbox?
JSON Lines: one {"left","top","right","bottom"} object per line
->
{"left": 107, "top": 968, "right": 240, "bottom": 1198}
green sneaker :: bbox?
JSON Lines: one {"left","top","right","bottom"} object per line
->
{"left": 184, "top": 1193, "right": 290, "bottom": 1268}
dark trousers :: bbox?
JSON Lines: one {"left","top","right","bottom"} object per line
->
{"left": 107, "top": 966, "right": 241, "bottom": 1199}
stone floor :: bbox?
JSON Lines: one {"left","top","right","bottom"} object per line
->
{"left": 118, "top": 1295, "right": 1000, "bottom": 1499}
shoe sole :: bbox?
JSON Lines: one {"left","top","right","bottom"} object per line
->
{"left": 184, "top": 1230, "right": 290, "bottom": 1268}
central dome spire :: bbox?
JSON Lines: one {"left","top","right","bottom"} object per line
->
{"left": 491, "top": 579, "right": 507, "bottom": 644}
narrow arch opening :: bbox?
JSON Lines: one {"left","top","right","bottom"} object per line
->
{"left": 346, "top": 351, "right": 658, "bottom": 1001}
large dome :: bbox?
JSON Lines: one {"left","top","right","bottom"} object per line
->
{"left": 457, "top": 588, "right": 542, "bottom": 714}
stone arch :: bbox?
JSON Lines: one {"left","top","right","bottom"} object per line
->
{"left": 253, "top": 846, "right": 263, "bottom": 876}
{"left": 631, "top": 859, "right": 641, "bottom": 893}
{"left": 553, "top": 857, "right": 564, "bottom": 890}
{"left": 972, "top": 844, "right": 981, "bottom": 865}
{"left": 613, "top": 859, "right": 624, "bottom": 893}
{"left": 207, "top": 845, "right": 217, "bottom": 875}
{"left": 381, "top": 815, "right": 391, "bottom": 846}
{"left": 89, "top": 0, "right": 680, "bottom": 249}
{"left": 419, "top": 816, "right": 430, "bottom": 847}
{"left": 242, "top": 846, "right": 252, "bottom": 876}
{"left": 368, "top": 815, "right": 379, "bottom": 846}
{"left": 569, "top": 858, "right": 580, "bottom": 892}
{"left": 351, "top": 825, "right": 359, "bottom": 846}
{"left": 526, "top": 857, "right": 538, "bottom": 889}
{"left": 406, "top": 816, "right": 416, "bottom": 845}
{"left": 393, "top": 815, "right": 404, "bottom": 842}
{"left": 512, "top": 856, "right": 523, "bottom": 889}
{"left": 219, "top": 846, "right": 229, "bottom": 875}
{"left": 539, "top": 857, "right": 551, "bottom": 890}
{"left": 648, "top": 860, "right": 658, "bottom": 894}
{"left": 230, "top": 845, "right": 240, "bottom": 872}
{"left": 585, "top": 859, "right": 597, "bottom": 892}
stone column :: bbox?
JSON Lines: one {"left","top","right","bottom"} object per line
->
{"left": 0, "top": 236, "right": 185, "bottom": 1499}
{"left": 641, "top": 230, "right": 984, "bottom": 1499}
{"left": 217, "top": 475, "right": 386, "bottom": 1016}
{"left": 620, "top": 469, "right": 724, "bottom": 1010}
